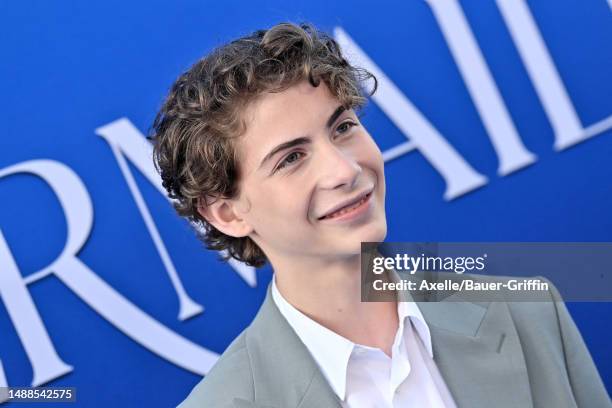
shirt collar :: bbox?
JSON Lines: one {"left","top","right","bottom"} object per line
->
{"left": 271, "top": 274, "right": 433, "bottom": 401}
{"left": 390, "top": 265, "right": 433, "bottom": 357}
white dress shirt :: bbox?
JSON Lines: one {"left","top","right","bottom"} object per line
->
{"left": 271, "top": 276, "right": 457, "bottom": 408}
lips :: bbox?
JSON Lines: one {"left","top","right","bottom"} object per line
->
{"left": 318, "top": 190, "right": 373, "bottom": 220}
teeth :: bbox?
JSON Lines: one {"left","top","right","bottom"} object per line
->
{"left": 324, "top": 195, "right": 368, "bottom": 219}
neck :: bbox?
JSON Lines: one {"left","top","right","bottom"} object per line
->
{"left": 271, "top": 253, "right": 399, "bottom": 356}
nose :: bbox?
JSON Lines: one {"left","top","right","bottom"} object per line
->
{"left": 316, "top": 140, "right": 362, "bottom": 191}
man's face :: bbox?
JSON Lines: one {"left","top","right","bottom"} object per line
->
{"left": 232, "top": 80, "right": 387, "bottom": 264}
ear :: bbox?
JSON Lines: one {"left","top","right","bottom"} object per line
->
{"left": 196, "top": 195, "right": 253, "bottom": 238}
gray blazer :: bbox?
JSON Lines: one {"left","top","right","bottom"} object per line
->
{"left": 178, "top": 274, "right": 611, "bottom": 408}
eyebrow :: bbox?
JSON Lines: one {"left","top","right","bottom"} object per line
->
{"left": 259, "top": 105, "right": 347, "bottom": 169}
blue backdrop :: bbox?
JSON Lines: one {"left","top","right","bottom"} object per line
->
{"left": 0, "top": 1, "right": 610, "bottom": 406}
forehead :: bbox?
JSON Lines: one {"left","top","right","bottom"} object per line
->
{"left": 236, "top": 81, "right": 343, "bottom": 174}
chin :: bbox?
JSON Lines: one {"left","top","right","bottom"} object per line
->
{"left": 368, "top": 211, "right": 387, "bottom": 240}
{"left": 355, "top": 220, "right": 387, "bottom": 249}
{"left": 368, "top": 223, "right": 387, "bottom": 243}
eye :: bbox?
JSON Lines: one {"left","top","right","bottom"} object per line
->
{"left": 275, "top": 151, "right": 305, "bottom": 172}
{"left": 335, "top": 120, "right": 358, "bottom": 138}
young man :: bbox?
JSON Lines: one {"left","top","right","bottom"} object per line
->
{"left": 150, "top": 23, "right": 610, "bottom": 408}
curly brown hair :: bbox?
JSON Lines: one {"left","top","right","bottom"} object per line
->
{"left": 148, "top": 22, "right": 377, "bottom": 267}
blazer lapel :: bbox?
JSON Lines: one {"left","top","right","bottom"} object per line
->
{"left": 389, "top": 268, "right": 534, "bottom": 407}
{"left": 417, "top": 298, "right": 534, "bottom": 408}
{"left": 245, "top": 283, "right": 342, "bottom": 408}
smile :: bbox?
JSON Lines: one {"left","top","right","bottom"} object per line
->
{"left": 318, "top": 191, "right": 373, "bottom": 222}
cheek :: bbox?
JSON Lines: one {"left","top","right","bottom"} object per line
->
{"left": 248, "top": 186, "right": 309, "bottom": 225}
{"left": 359, "top": 135, "right": 385, "bottom": 170}
{"left": 359, "top": 134, "right": 386, "bottom": 195}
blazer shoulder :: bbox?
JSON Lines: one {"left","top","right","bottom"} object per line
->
{"left": 497, "top": 276, "right": 611, "bottom": 407}
{"left": 177, "top": 329, "right": 254, "bottom": 408}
